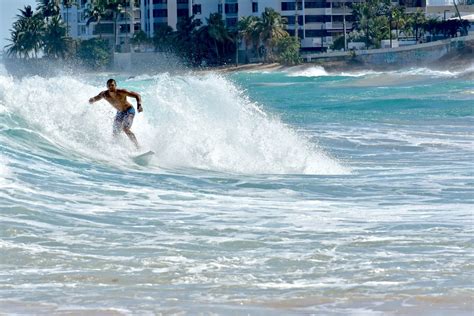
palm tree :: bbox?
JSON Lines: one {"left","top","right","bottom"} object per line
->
{"left": 5, "top": 29, "right": 23, "bottom": 58}
{"left": 43, "top": 15, "right": 69, "bottom": 58}
{"left": 238, "top": 16, "right": 259, "bottom": 60}
{"left": 152, "top": 24, "right": 173, "bottom": 52}
{"left": 87, "top": 0, "right": 130, "bottom": 52}
{"left": 353, "top": 0, "right": 377, "bottom": 48}
{"left": 205, "top": 13, "right": 232, "bottom": 61}
{"left": 36, "top": 0, "right": 60, "bottom": 22}
{"left": 409, "top": 9, "right": 426, "bottom": 41}
{"left": 172, "top": 15, "right": 202, "bottom": 62}
{"left": 85, "top": 0, "right": 108, "bottom": 38}
{"left": 6, "top": 6, "right": 45, "bottom": 58}
{"left": 255, "top": 8, "right": 288, "bottom": 61}
{"left": 392, "top": 6, "right": 406, "bottom": 39}
{"left": 104, "top": 0, "right": 127, "bottom": 51}
{"left": 131, "top": 30, "right": 149, "bottom": 52}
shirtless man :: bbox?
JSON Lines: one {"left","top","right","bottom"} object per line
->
{"left": 89, "top": 79, "right": 143, "bottom": 149}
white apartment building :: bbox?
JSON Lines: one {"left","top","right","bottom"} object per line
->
{"left": 189, "top": 0, "right": 358, "bottom": 51}
{"left": 61, "top": 0, "right": 142, "bottom": 52}
{"left": 63, "top": 0, "right": 430, "bottom": 53}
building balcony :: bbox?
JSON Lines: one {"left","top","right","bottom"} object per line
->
{"left": 93, "top": 23, "right": 114, "bottom": 35}
{"left": 304, "top": 22, "right": 326, "bottom": 28}
{"left": 331, "top": 8, "right": 352, "bottom": 15}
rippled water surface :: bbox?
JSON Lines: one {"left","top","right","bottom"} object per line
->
{"left": 0, "top": 65, "right": 473, "bottom": 314}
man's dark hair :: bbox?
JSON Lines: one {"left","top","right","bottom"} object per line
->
{"left": 107, "top": 78, "right": 116, "bottom": 85}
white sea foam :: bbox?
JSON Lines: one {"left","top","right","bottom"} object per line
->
{"left": 139, "top": 73, "right": 348, "bottom": 174}
{"left": 0, "top": 73, "right": 348, "bottom": 174}
{"left": 285, "top": 66, "right": 329, "bottom": 77}
{"left": 0, "top": 155, "right": 11, "bottom": 186}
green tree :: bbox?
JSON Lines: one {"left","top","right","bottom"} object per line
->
{"left": 131, "top": 29, "right": 149, "bottom": 51}
{"left": 152, "top": 24, "right": 173, "bottom": 52}
{"left": 172, "top": 15, "right": 202, "bottom": 63}
{"left": 85, "top": 0, "right": 108, "bottom": 39}
{"left": 392, "top": 5, "right": 406, "bottom": 39}
{"left": 238, "top": 16, "right": 259, "bottom": 60}
{"left": 6, "top": 6, "right": 45, "bottom": 59}
{"left": 330, "top": 35, "right": 345, "bottom": 50}
{"left": 423, "top": 17, "right": 440, "bottom": 39}
{"left": 43, "top": 15, "right": 69, "bottom": 58}
{"left": 76, "top": 38, "right": 111, "bottom": 68}
{"left": 104, "top": 0, "right": 127, "bottom": 51}
{"left": 352, "top": 0, "right": 391, "bottom": 48}
{"left": 255, "top": 8, "right": 288, "bottom": 61}
{"left": 407, "top": 9, "right": 426, "bottom": 41}
{"left": 273, "top": 35, "right": 301, "bottom": 65}
{"left": 36, "top": 0, "right": 60, "bottom": 22}
{"left": 205, "top": 13, "right": 232, "bottom": 61}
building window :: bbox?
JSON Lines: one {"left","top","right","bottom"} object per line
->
{"left": 225, "top": 3, "right": 238, "bottom": 14}
{"left": 153, "top": 0, "right": 166, "bottom": 4}
{"left": 226, "top": 17, "right": 238, "bottom": 27}
{"left": 177, "top": 0, "right": 188, "bottom": 3}
{"left": 252, "top": 2, "right": 258, "bottom": 12}
{"left": 332, "top": 15, "right": 345, "bottom": 23}
{"left": 153, "top": 9, "right": 167, "bottom": 17}
{"left": 287, "top": 29, "right": 304, "bottom": 38}
{"left": 281, "top": 2, "right": 302, "bottom": 11}
{"left": 193, "top": 4, "right": 202, "bottom": 14}
{"left": 305, "top": 29, "right": 326, "bottom": 37}
{"left": 399, "top": 0, "right": 426, "bottom": 7}
{"left": 134, "top": 23, "right": 141, "bottom": 31}
{"left": 304, "top": 1, "right": 329, "bottom": 9}
{"left": 120, "top": 24, "right": 131, "bottom": 33}
{"left": 305, "top": 15, "right": 327, "bottom": 23}
{"left": 79, "top": 25, "right": 86, "bottom": 35}
{"left": 218, "top": 3, "right": 222, "bottom": 14}
{"left": 94, "top": 23, "right": 114, "bottom": 35}
{"left": 177, "top": 9, "right": 188, "bottom": 17}
{"left": 284, "top": 16, "right": 303, "bottom": 25}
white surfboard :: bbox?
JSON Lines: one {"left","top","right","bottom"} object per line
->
{"left": 131, "top": 150, "right": 155, "bottom": 166}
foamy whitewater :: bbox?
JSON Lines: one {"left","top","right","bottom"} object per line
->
{"left": 0, "top": 65, "right": 473, "bottom": 314}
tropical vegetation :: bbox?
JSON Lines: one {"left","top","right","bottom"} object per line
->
{"left": 4, "top": 0, "right": 470, "bottom": 70}
{"left": 76, "top": 38, "right": 111, "bottom": 68}
{"left": 135, "top": 8, "right": 297, "bottom": 66}
{"left": 345, "top": 0, "right": 469, "bottom": 49}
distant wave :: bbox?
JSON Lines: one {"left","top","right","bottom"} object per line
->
{"left": 281, "top": 64, "right": 474, "bottom": 79}
{"left": 285, "top": 66, "right": 329, "bottom": 77}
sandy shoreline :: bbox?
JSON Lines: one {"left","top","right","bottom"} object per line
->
{"left": 199, "top": 49, "right": 474, "bottom": 75}
{"left": 197, "top": 39, "right": 474, "bottom": 75}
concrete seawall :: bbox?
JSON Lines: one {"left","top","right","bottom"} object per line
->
{"left": 303, "top": 35, "right": 474, "bottom": 69}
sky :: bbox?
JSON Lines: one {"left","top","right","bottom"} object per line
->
{"left": 0, "top": 0, "right": 37, "bottom": 51}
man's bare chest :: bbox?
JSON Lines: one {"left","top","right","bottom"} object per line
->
{"left": 104, "top": 92, "right": 127, "bottom": 104}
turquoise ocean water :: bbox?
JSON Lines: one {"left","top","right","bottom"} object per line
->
{"left": 0, "top": 64, "right": 473, "bottom": 314}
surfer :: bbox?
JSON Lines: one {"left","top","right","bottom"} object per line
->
{"left": 89, "top": 79, "right": 142, "bottom": 149}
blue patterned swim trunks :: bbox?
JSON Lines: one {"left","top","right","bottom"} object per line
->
{"left": 113, "top": 106, "right": 135, "bottom": 135}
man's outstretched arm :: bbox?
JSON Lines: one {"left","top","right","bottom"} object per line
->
{"left": 89, "top": 91, "right": 105, "bottom": 104}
